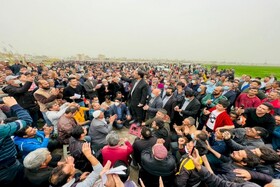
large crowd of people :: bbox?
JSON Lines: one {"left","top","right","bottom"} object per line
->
{"left": 0, "top": 60, "right": 280, "bottom": 187}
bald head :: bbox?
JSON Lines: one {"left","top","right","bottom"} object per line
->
{"left": 213, "top": 86, "right": 223, "bottom": 96}
{"left": 152, "top": 88, "right": 161, "bottom": 97}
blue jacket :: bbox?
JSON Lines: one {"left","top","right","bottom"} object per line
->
{"left": 0, "top": 104, "right": 32, "bottom": 163}
{"left": 272, "top": 126, "right": 280, "bottom": 150}
{"left": 14, "top": 131, "right": 49, "bottom": 158}
{"left": 109, "top": 104, "right": 130, "bottom": 121}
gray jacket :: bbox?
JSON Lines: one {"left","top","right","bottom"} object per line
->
{"left": 146, "top": 96, "right": 163, "bottom": 119}
{"left": 89, "top": 118, "right": 113, "bottom": 145}
{"left": 230, "top": 128, "right": 265, "bottom": 148}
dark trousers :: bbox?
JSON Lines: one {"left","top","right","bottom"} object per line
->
{"left": 26, "top": 108, "right": 39, "bottom": 128}
{"left": 129, "top": 104, "right": 145, "bottom": 123}
{"left": 0, "top": 160, "right": 24, "bottom": 187}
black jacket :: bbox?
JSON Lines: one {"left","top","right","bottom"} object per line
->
{"left": 132, "top": 136, "right": 157, "bottom": 165}
{"left": 121, "top": 77, "right": 148, "bottom": 106}
{"left": 2, "top": 82, "right": 37, "bottom": 109}
{"left": 163, "top": 94, "right": 177, "bottom": 121}
{"left": 140, "top": 148, "right": 176, "bottom": 187}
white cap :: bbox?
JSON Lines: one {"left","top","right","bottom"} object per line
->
{"left": 92, "top": 110, "right": 102, "bottom": 119}
{"left": 5, "top": 75, "right": 19, "bottom": 82}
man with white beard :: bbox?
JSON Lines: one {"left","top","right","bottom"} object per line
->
{"left": 88, "top": 110, "right": 116, "bottom": 152}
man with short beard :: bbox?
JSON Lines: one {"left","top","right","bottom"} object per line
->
{"left": 201, "top": 86, "right": 228, "bottom": 108}
{"left": 88, "top": 110, "right": 116, "bottom": 152}
{"left": 63, "top": 77, "right": 85, "bottom": 106}
{"left": 3, "top": 74, "right": 39, "bottom": 127}
{"left": 120, "top": 70, "right": 148, "bottom": 125}
{"left": 34, "top": 79, "right": 62, "bottom": 125}
{"left": 162, "top": 86, "right": 177, "bottom": 122}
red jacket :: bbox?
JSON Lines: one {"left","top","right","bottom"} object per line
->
{"left": 207, "top": 107, "right": 234, "bottom": 131}
{"left": 235, "top": 93, "right": 261, "bottom": 109}
{"left": 101, "top": 141, "right": 133, "bottom": 166}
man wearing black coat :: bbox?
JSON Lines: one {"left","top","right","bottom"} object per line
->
{"left": 121, "top": 70, "right": 148, "bottom": 124}
{"left": 173, "top": 89, "right": 201, "bottom": 126}
{"left": 3, "top": 74, "right": 39, "bottom": 127}
{"left": 139, "top": 139, "right": 176, "bottom": 187}
{"left": 162, "top": 87, "right": 177, "bottom": 123}
{"left": 132, "top": 127, "right": 157, "bottom": 166}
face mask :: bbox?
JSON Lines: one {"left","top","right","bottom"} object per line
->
{"left": 197, "top": 88, "right": 202, "bottom": 92}
{"left": 208, "top": 82, "right": 214, "bottom": 86}
{"left": 14, "top": 80, "right": 21, "bottom": 84}
{"left": 191, "top": 134, "right": 195, "bottom": 139}
{"left": 88, "top": 76, "right": 93, "bottom": 80}
{"left": 151, "top": 93, "right": 155, "bottom": 98}
{"left": 191, "top": 80, "right": 196, "bottom": 84}
{"left": 185, "top": 97, "right": 190, "bottom": 101}
{"left": 115, "top": 102, "right": 120, "bottom": 106}
{"left": 223, "top": 86, "right": 229, "bottom": 90}
{"left": 164, "top": 85, "right": 168, "bottom": 89}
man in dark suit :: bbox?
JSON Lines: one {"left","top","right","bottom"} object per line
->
{"left": 162, "top": 86, "right": 177, "bottom": 122}
{"left": 143, "top": 88, "right": 163, "bottom": 119}
{"left": 110, "top": 76, "right": 125, "bottom": 100}
{"left": 96, "top": 79, "right": 114, "bottom": 104}
{"left": 83, "top": 73, "right": 98, "bottom": 101}
{"left": 109, "top": 98, "right": 132, "bottom": 129}
{"left": 121, "top": 70, "right": 148, "bottom": 124}
{"left": 173, "top": 89, "right": 201, "bottom": 126}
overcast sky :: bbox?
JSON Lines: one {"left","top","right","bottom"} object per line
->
{"left": 0, "top": 0, "right": 279, "bottom": 64}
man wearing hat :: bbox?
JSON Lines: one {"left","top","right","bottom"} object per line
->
{"left": 88, "top": 110, "right": 117, "bottom": 152}
{"left": 3, "top": 73, "right": 39, "bottom": 127}
{"left": 23, "top": 148, "right": 53, "bottom": 187}
{"left": 139, "top": 139, "right": 176, "bottom": 187}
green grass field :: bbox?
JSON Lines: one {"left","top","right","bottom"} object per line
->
{"left": 206, "top": 65, "right": 280, "bottom": 78}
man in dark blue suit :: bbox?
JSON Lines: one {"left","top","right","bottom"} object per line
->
{"left": 109, "top": 98, "right": 132, "bottom": 129}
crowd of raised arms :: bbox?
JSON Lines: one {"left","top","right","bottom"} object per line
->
{"left": 0, "top": 60, "right": 280, "bottom": 187}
